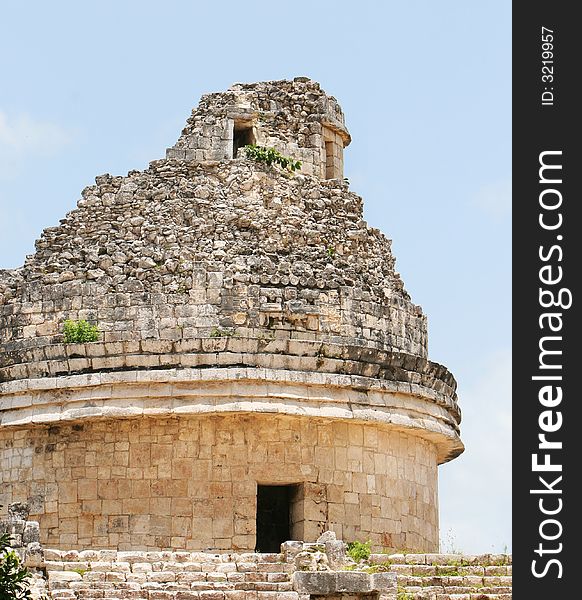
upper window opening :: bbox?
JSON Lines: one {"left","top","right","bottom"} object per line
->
{"left": 323, "top": 127, "right": 343, "bottom": 179}
{"left": 325, "top": 141, "right": 335, "bottom": 179}
{"left": 233, "top": 121, "right": 255, "bottom": 158}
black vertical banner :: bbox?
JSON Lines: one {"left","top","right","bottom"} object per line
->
{"left": 513, "top": 3, "right": 581, "bottom": 598}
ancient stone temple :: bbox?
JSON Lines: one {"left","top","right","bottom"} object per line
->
{"left": 0, "top": 78, "right": 464, "bottom": 555}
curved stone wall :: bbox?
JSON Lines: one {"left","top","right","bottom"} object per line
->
{"left": 0, "top": 78, "right": 465, "bottom": 557}
{"left": 0, "top": 337, "right": 459, "bottom": 426}
{"left": 0, "top": 365, "right": 462, "bottom": 461}
{"left": 0, "top": 413, "right": 439, "bottom": 552}
{"left": 0, "top": 163, "right": 427, "bottom": 368}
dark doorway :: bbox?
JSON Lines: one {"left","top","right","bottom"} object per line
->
{"left": 256, "top": 484, "right": 292, "bottom": 552}
{"left": 233, "top": 122, "right": 255, "bottom": 158}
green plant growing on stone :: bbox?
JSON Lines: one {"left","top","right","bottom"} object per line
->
{"left": 348, "top": 562, "right": 392, "bottom": 574}
{"left": 62, "top": 319, "right": 100, "bottom": 343}
{"left": 244, "top": 144, "right": 301, "bottom": 172}
{"left": 397, "top": 587, "right": 414, "bottom": 600}
{"left": 347, "top": 540, "right": 372, "bottom": 562}
{"left": 445, "top": 557, "right": 473, "bottom": 567}
{"left": 369, "top": 560, "right": 393, "bottom": 571}
{"left": 440, "top": 527, "right": 463, "bottom": 554}
{"left": 436, "top": 566, "right": 460, "bottom": 576}
{"left": 0, "top": 533, "right": 33, "bottom": 600}
{"left": 341, "top": 564, "right": 358, "bottom": 571}
{"left": 209, "top": 327, "right": 236, "bottom": 338}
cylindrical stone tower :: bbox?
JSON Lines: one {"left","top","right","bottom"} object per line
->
{"left": 0, "top": 78, "right": 463, "bottom": 553}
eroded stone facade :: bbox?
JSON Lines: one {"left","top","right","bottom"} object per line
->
{"left": 0, "top": 78, "right": 463, "bottom": 553}
{"left": 166, "top": 78, "right": 350, "bottom": 179}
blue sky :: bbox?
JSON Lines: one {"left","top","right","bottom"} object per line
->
{"left": 0, "top": 1, "right": 511, "bottom": 552}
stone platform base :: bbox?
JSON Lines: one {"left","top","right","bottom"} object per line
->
{"left": 41, "top": 546, "right": 511, "bottom": 600}
{"left": 0, "top": 507, "right": 511, "bottom": 600}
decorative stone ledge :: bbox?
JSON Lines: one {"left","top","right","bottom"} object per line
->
{"left": 0, "top": 366, "right": 463, "bottom": 463}
{"left": 0, "top": 337, "right": 457, "bottom": 402}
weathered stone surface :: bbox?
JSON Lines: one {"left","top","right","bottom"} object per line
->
{"left": 16, "top": 538, "right": 512, "bottom": 600}
{"left": 324, "top": 540, "right": 348, "bottom": 570}
{"left": 0, "top": 78, "right": 464, "bottom": 557}
{"left": 316, "top": 531, "right": 337, "bottom": 544}
{"left": 293, "top": 571, "right": 337, "bottom": 594}
{"left": 281, "top": 541, "right": 304, "bottom": 562}
{"left": 292, "top": 569, "right": 396, "bottom": 594}
{"left": 336, "top": 571, "right": 374, "bottom": 592}
{"left": 294, "top": 549, "right": 330, "bottom": 573}
{"left": 0, "top": 79, "right": 442, "bottom": 380}
{"left": 8, "top": 501, "right": 30, "bottom": 521}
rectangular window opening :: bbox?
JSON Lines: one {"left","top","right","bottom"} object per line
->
{"left": 233, "top": 121, "right": 255, "bottom": 158}
{"left": 325, "top": 141, "right": 335, "bottom": 179}
{"left": 256, "top": 484, "right": 301, "bottom": 552}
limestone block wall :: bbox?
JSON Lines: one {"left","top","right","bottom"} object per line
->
{"left": 0, "top": 414, "right": 439, "bottom": 552}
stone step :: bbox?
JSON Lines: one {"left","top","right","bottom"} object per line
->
{"left": 45, "top": 550, "right": 285, "bottom": 565}
{"left": 384, "top": 564, "right": 512, "bottom": 577}
{"left": 395, "top": 575, "right": 513, "bottom": 588}
{"left": 48, "top": 575, "right": 291, "bottom": 587}
{"left": 49, "top": 592, "right": 302, "bottom": 600}
{"left": 46, "top": 563, "right": 293, "bottom": 575}
{"left": 369, "top": 554, "right": 512, "bottom": 567}
{"left": 43, "top": 550, "right": 511, "bottom": 600}
{"left": 398, "top": 588, "right": 512, "bottom": 600}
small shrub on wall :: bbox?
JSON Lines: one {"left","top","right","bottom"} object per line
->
{"left": 244, "top": 145, "right": 302, "bottom": 172}
{"left": 0, "top": 533, "right": 33, "bottom": 600}
{"left": 62, "top": 319, "right": 100, "bottom": 343}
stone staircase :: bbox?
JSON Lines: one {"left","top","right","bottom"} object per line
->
{"left": 368, "top": 553, "right": 512, "bottom": 600}
{"left": 42, "top": 549, "right": 511, "bottom": 600}
{"left": 44, "top": 549, "right": 300, "bottom": 600}
{"left": 2, "top": 501, "right": 511, "bottom": 599}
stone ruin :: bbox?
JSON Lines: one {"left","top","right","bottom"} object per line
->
{"left": 1, "top": 504, "right": 512, "bottom": 600}
{"left": 0, "top": 77, "right": 497, "bottom": 598}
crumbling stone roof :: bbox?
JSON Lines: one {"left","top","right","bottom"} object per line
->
{"left": 0, "top": 79, "right": 456, "bottom": 419}
{"left": 168, "top": 77, "right": 350, "bottom": 163}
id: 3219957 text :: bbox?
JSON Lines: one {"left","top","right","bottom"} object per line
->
{"left": 541, "top": 26, "right": 554, "bottom": 106}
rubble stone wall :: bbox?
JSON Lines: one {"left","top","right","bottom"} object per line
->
{"left": 0, "top": 504, "right": 47, "bottom": 599}
{"left": 166, "top": 78, "right": 351, "bottom": 179}
{"left": 0, "top": 414, "right": 439, "bottom": 552}
{"left": 0, "top": 162, "right": 430, "bottom": 377}
{"left": 0, "top": 502, "right": 43, "bottom": 566}
{"left": 43, "top": 546, "right": 512, "bottom": 600}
